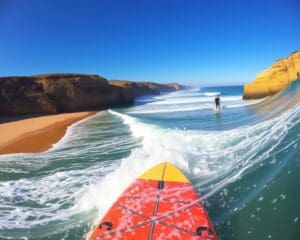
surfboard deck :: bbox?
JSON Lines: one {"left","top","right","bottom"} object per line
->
{"left": 87, "top": 162, "right": 218, "bottom": 240}
{"left": 213, "top": 107, "right": 221, "bottom": 112}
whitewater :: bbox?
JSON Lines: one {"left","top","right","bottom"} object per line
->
{"left": 0, "top": 83, "right": 300, "bottom": 240}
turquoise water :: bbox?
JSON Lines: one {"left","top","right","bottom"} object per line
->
{"left": 0, "top": 82, "right": 300, "bottom": 239}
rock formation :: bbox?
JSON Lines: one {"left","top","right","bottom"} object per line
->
{"left": 243, "top": 51, "right": 300, "bottom": 99}
{"left": 0, "top": 74, "right": 186, "bottom": 116}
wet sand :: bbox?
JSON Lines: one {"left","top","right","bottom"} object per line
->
{"left": 0, "top": 112, "right": 96, "bottom": 155}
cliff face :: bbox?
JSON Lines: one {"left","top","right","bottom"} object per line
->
{"left": 0, "top": 74, "right": 186, "bottom": 116}
{"left": 32, "top": 74, "right": 133, "bottom": 112}
{"left": 0, "top": 74, "right": 133, "bottom": 115}
{"left": 243, "top": 51, "right": 300, "bottom": 99}
{"left": 109, "top": 80, "right": 187, "bottom": 97}
{"left": 0, "top": 77, "right": 58, "bottom": 115}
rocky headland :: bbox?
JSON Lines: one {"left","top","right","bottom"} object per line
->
{"left": 243, "top": 51, "right": 300, "bottom": 99}
{"left": 0, "top": 74, "right": 187, "bottom": 116}
{"left": 109, "top": 80, "right": 187, "bottom": 97}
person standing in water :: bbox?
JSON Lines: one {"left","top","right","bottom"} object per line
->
{"left": 214, "top": 95, "right": 221, "bottom": 111}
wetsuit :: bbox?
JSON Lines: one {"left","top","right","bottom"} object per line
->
{"left": 215, "top": 97, "right": 220, "bottom": 109}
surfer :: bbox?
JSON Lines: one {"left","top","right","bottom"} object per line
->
{"left": 214, "top": 95, "right": 221, "bottom": 111}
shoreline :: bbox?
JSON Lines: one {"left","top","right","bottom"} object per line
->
{"left": 0, "top": 112, "right": 97, "bottom": 155}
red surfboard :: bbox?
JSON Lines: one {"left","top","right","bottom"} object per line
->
{"left": 87, "top": 162, "right": 218, "bottom": 240}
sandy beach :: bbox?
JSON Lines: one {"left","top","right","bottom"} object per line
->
{"left": 0, "top": 112, "right": 96, "bottom": 155}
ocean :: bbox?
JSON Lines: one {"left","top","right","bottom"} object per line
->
{"left": 0, "top": 82, "right": 300, "bottom": 240}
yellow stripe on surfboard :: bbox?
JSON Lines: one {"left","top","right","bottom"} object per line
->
{"left": 138, "top": 162, "right": 189, "bottom": 183}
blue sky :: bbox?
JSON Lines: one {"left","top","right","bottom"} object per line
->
{"left": 0, "top": 0, "right": 299, "bottom": 85}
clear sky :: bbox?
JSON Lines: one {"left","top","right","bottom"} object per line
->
{"left": 0, "top": 0, "right": 299, "bottom": 86}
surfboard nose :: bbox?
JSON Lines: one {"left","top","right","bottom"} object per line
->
{"left": 138, "top": 162, "right": 190, "bottom": 183}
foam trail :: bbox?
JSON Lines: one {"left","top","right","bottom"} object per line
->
{"left": 146, "top": 96, "right": 242, "bottom": 105}
{"left": 80, "top": 104, "right": 300, "bottom": 227}
{"left": 128, "top": 99, "right": 261, "bottom": 114}
{"left": 204, "top": 92, "right": 221, "bottom": 96}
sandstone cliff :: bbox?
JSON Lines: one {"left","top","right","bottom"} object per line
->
{"left": 0, "top": 74, "right": 133, "bottom": 115}
{"left": 243, "top": 51, "right": 300, "bottom": 99}
{"left": 0, "top": 74, "right": 186, "bottom": 116}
